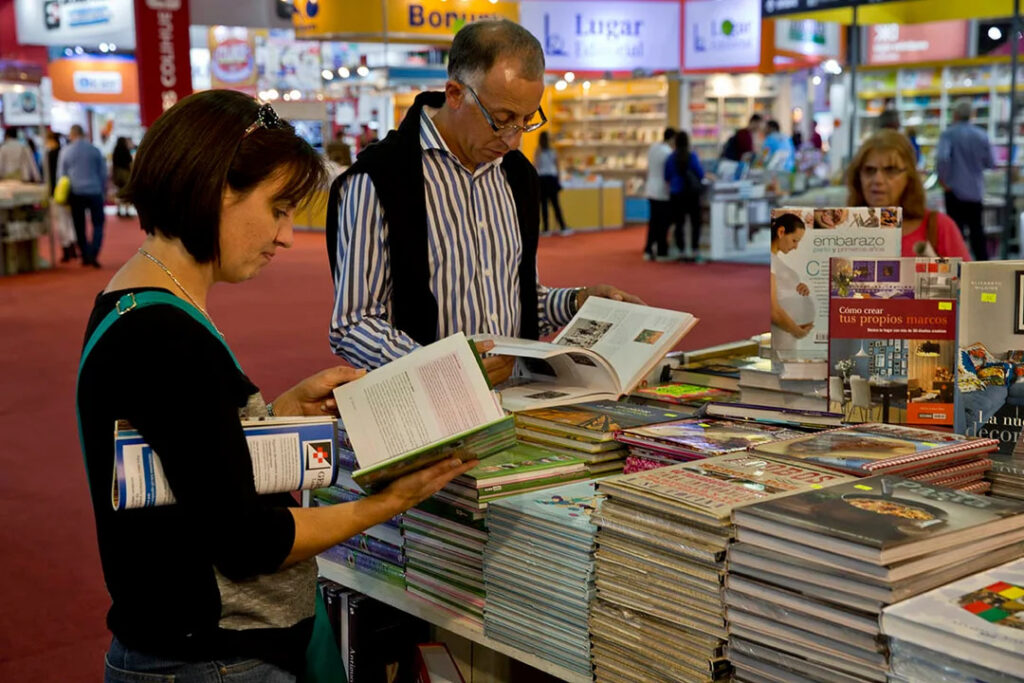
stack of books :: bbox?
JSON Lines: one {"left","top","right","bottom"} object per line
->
{"left": 725, "top": 475, "right": 1024, "bottom": 682}
{"left": 882, "top": 558, "right": 1024, "bottom": 683}
{"left": 615, "top": 417, "right": 803, "bottom": 474}
{"left": 991, "top": 446, "right": 1024, "bottom": 501}
{"left": 670, "top": 355, "right": 764, "bottom": 391}
{"left": 482, "top": 481, "right": 603, "bottom": 677}
{"left": 314, "top": 426, "right": 406, "bottom": 587}
{"left": 628, "top": 382, "right": 739, "bottom": 409}
{"left": 514, "top": 400, "right": 687, "bottom": 477}
{"left": 402, "top": 498, "right": 489, "bottom": 625}
{"left": 748, "top": 423, "right": 999, "bottom": 492}
{"left": 589, "top": 455, "right": 852, "bottom": 682}
{"left": 737, "top": 357, "right": 829, "bottom": 412}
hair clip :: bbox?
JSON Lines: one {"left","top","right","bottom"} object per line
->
{"left": 242, "top": 102, "right": 283, "bottom": 139}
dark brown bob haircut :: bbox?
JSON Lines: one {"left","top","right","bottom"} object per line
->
{"left": 121, "top": 90, "right": 326, "bottom": 263}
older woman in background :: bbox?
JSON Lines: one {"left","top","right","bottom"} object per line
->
{"left": 847, "top": 130, "right": 970, "bottom": 259}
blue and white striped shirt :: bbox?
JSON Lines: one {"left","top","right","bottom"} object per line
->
{"left": 329, "top": 108, "right": 578, "bottom": 369}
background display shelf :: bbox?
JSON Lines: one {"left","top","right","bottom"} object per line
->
{"left": 318, "top": 558, "right": 593, "bottom": 683}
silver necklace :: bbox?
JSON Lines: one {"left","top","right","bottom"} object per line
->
{"left": 137, "top": 247, "right": 223, "bottom": 337}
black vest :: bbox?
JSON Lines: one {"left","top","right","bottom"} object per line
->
{"left": 326, "top": 91, "right": 540, "bottom": 347}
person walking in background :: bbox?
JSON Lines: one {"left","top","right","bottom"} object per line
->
{"left": 643, "top": 127, "right": 675, "bottom": 260}
{"left": 534, "top": 130, "right": 568, "bottom": 235}
{"left": 665, "top": 131, "right": 705, "bottom": 262}
{"left": 0, "top": 126, "right": 41, "bottom": 182}
{"left": 761, "top": 120, "right": 795, "bottom": 172}
{"left": 937, "top": 99, "right": 994, "bottom": 261}
{"left": 45, "top": 130, "right": 77, "bottom": 262}
{"left": 60, "top": 124, "right": 107, "bottom": 268}
{"left": 111, "top": 136, "right": 133, "bottom": 218}
{"left": 721, "top": 114, "right": 763, "bottom": 162}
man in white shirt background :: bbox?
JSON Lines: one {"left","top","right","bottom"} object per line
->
{"left": 643, "top": 128, "right": 675, "bottom": 260}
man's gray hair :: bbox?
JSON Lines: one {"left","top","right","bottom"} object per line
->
{"left": 448, "top": 19, "right": 545, "bottom": 86}
{"left": 953, "top": 99, "right": 972, "bottom": 122}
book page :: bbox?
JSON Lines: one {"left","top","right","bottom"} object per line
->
{"left": 553, "top": 297, "right": 696, "bottom": 392}
{"left": 473, "top": 334, "right": 620, "bottom": 395}
{"left": 496, "top": 381, "right": 617, "bottom": 412}
{"left": 333, "top": 333, "right": 503, "bottom": 467}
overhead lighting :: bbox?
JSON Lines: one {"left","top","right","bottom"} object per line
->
{"left": 582, "top": 80, "right": 591, "bottom": 91}
{"left": 989, "top": 26, "right": 1003, "bottom": 41}
{"left": 109, "top": 43, "right": 116, "bottom": 52}
{"left": 338, "top": 66, "right": 350, "bottom": 78}
{"left": 74, "top": 46, "right": 84, "bottom": 55}
{"left": 812, "top": 75, "right": 822, "bottom": 86}
{"left": 99, "top": 43, "right": 109, "bottom": 53}
{"left": 63, "top": 48, "right": 73, "bottom": 57}
{"left": 554, "top": 79, "right": 567, "bottom": 91}
{"left": 854, "top": 341, "right": 868, "bottom": 358}
{"left": 564, "top": 71, "right": 575, "bottom": 83}
{"left": 288, "top": 88, "right": 301, "bottom": 100}
{"left": 283, "top": 93, "right": 292, "bottom": 101}
{"left": 322, "top": 68, "right": 334, "bottom": 80}
{"left": 356, "top": 65, "right": 370, "bottom": 77}
{"left": 265, "top": 88, "right": 280, "bottom": 100}
{"left": 823, "top": 59, "right": 842, "bottom": 75}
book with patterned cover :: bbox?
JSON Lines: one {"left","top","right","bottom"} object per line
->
{"left": 882, "top": 558, "right": 1024, "bottom": 670}
{"left": 514, "top": 400, "right": 687, "bottom": 442}
{"left": 617, "top": 417, "right": 802, "bottom": 458}
{"left": 748, "top": 423, "right": 998, "bottom": 476}
{"left": 630, "top": 383, "right": 740, "bottom": 406}
{"left": 597, "top": 453, "right": 854, "bottom": 522}
{"left": 487, "top": 480, "right": 604, "bottom": 533}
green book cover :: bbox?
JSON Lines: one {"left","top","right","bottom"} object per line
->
{"left": 457, "top": 443, "right": 585, "bottom": 488}
{"left": 631, "top": 383, "right": 740, "bottom": 405}
{"left": 353, "top": 415, "right": 515, "bottom": 492}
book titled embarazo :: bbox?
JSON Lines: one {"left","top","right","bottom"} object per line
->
{"left": 112, "top": 417, "right": 336, "bottom": 510}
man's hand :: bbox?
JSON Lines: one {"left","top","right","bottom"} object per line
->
{"left": 377, "top": 457, "right": 479, "bottom": 511}
{"left": 272, "top": 365, "right": 367, "bottom": 417}
{"left": 577, "top": 285, "right": 646, "bottom": 309}
{"left": 474, "top": 340, "right": 515, "bottom": 387}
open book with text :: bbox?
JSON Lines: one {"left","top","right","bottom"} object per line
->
{"left": 477, "top": 297, "right": 697, "bottom": 411}
{"left": 333, "top": 333, "right": 515, "bottom": 491}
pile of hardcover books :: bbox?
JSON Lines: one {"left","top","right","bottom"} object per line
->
{"left": 628, "top": 382, "right": 739, "bottom": 409}
{"left": 482, "top": 481, "right": 603, "bottom": 677}
{"left": 587, "top": 454, "right": 846, "bottom": 682}
{"left": 726, "top": 476, "right": 1024, "bottom": 682}
{"left": 882, "top": 558, "right": 1024, "bottom": 683}
{"left": 736, "top": 357, "right": 829, "bottom": 412}
{"left": 746, "top": 423, "right": 999, "bottom": 492}
{"left": 313, "top": 425, "right": 406, "bottom": 587}
{"left": 402, "top": 497, "right": 489, "bottom": 625}
{"left": 991, "top": 448, "right": 1024, "bottom": 500}
{"left": 615, "top": 416, "right": 803, "bottom": 474}
{"left": 514, "top": 400, "right": 686, "bottom": 477}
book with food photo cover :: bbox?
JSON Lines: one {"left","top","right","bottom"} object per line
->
{"left": 596, "top": 453, "right": 854, "bottom": 523}
{"left": 732, "top": 475, "right": 1024, "bottom": 564}
{"left": 629, "top": 382, "right": 739, "bottom": 406}
{"left": 514, "top": 400, "right": 686, "bottom": 443}
{"left": 617, "top": 417, "right": 802, "bottom": 458}
{"left": 477, "top": 297, "right": 697, "bottom": 411}
{"left": 748, "top": 423, "right": 998, "bottom": 476}
{"left": 769, "top": 207, "right": 902, "bottom": 365}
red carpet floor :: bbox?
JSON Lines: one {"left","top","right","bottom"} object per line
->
{"left": 0, "top": 217, "right": 768, "bottom": 679}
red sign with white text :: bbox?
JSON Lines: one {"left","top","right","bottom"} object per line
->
{"left": 133, "top": 0, "right": 192, "bottom": 127}
{"left": 867, "top": 21, "right": 968, "bottom": 65}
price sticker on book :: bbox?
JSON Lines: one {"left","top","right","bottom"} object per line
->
{"left": 854, "top": 484, "right": 874, "bottom": 491}
{"left": 938, "top": 302, "right": 953, "bottom": 310}
{"left": 981, "top": 292, "right": 997, "bottom": 303}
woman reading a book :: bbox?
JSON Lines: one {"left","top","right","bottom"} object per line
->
{"left": 77, "top": 90, "right": 476, "bottom": 682}
{"left": 770, "top": 212, "right": 814, "bottom": 351}
{"left": 847, "top": 130, "right": 971, "bottom": 259}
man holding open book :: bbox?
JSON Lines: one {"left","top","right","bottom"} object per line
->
{"left": 327, "top": 19, "right": 640, "bottom": 385}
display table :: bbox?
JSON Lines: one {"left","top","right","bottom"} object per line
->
{"left": 707, "top": 181, "right": 775, "bottom": 263}
{"left": 317, "top": 557, "right": 592, "bottom": 683}
{"left": 0, "top": 182, "right": 51, "bottom": 275}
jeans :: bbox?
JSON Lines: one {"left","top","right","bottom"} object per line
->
{"left": 69, "top": 192, "right": 106, "bottom": 263}
{"left": 944, "top": 191, "right": 988, "bottom": 261}
{"left": 104, "top": 637, "right": 296, "bottom": 683}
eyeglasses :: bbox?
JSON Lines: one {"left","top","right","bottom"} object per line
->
{"left": 461, "top": 82, "right": 547, "bottom": 139}
{"left": 243, "top": 102, "right": 288, "bottom": 139}
{"left": 860, "top": 164, "right": 907, "bottom": 179}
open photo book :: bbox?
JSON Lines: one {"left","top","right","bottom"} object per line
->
{"left": 333, "top": 332, "right": 515, "bottom": 492}
{"left": 477, "top": 297, "right": 698, "bottom": 411}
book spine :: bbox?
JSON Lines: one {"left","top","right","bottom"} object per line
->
{"left": 863, "top": 439, "right": 1001, "bottom": 471}
{"left": 312, "top": 489, "right": 403, "bottom": 528}
{"left": 340, "top": 533, "right": 406, "bottom": 566}
{"left": 475, "top": 470, "right": 589, "bottom": 495}
{"left": 322, "top": 545, "right": 406, "bottom": 587}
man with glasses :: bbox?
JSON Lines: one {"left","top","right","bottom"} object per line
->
{"left": 326, "top": 19, "right": 639, "bottom": 382}
{"left": 937, "top": 99, "right": 994, "bottom": 261}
